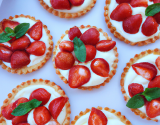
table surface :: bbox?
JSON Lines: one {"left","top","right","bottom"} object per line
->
{"left": 0, "top": 0, "right": 160, "bottom": 125}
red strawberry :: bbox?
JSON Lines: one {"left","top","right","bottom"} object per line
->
{"left": 123, "top": 14, "right": 142, "bottom": 34}
{"left": 116, "top": 0, "right": 131, "bottom": 4}
{"left": 26, "top": 41, "right": 46, "bottom": 56}
{"left": 2, "top": 20, "right": 20, "bottom": 31}
{"left": 156, "top": 56, "right": 160, "bottom": 70}
{"left": 110, "top": 3, "right": 132, "bottom": 21}
{"left": 85, "top": 45, "right": 96, "bottom": 62}
{"left": 13, "top": 97, "right": 29, "bottom": 108}
{"left": 9, "top": 36, "right": 16, "bottom": 43}
{"left": 11, "top": 51, "right": 30, "bottom": 69}
{"left": 68, "top": 65, "right": 91, "bottom": 88}
{"left": 142, "top": 16, "right": 158, "bottom": 36}
{"left": 49, "top": 97, "right": 68, "bottom": 119}
{"left": 2, "top": 103, "right": 15, "bottom": 120}
{"left": 69, "top": 0, "right": 84, "bottom": 6}
{"left": 88, "top": 107, "right": 108, "bottom": 125}
{"left": 0, "top": 46, "right": 13, "bottom": 62}
{"left": 0, "top": 43, "right": 12, "bottom": 50}
{"left": 91, "top": 58, "right": 110, "bottom": 77}
{"left": 12, "top": 114, "right": 28, "bottom": 125}
{"left": 50, "top": 0, "right": 71, "bottom": 10}
{"left": 128, "top": 83, "right": 144, "bottom": 97}
{"left": 11, "top": 35, "right": 31, "bottom": 50}
{"left": 55, "top": 51, "right": 75, "bottom": 70}
{"left": 68, "top": 26, "right": 82, "bottom": 40}
{"left": 28, "top": 21, "right": 42, "bottom": 41}
{"left": 17, "top": 123, "right": 30, "bottom": 125}
{"left": 130, "top": 0, "right": 148, "bottom": 7}
{"left": 154, "top": 0, "right": 160, "bottom": 3}
{"left": 148, "top": 75, "right": 160, "bottom": 88}
{"left": 34, "top": 106, "right": 51, "bottom": 125}
{"left": 29, "top": 88, "right": 51, "bottom": 105}
{"left": 153, "top": 12, "right": 160, "bottom": 24}
{"left": 59, "top": 40, "right": 74, "bottom": 52}
{"left": 132, "top": 62, "right": 157, "bottom": 81}
{"left": 96, "top": 40, "right": 116, "bottom": 52}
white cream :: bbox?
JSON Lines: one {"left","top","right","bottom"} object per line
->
{"left": 108, "top": 0, "right": 159, "bottom": 42}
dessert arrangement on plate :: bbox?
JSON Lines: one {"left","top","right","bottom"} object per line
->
{"left": 52, "top": 25, "right": 119, "bottom": 90}
{"left": 0, "top": 14, "right": 53, "bottom": 75}
{"left": 38, "top": 0, "right": 97, "bottom": 18}
{"left": 0, "top": 79, "right": 71, "bottom": 125}
{"left": 104, "top": 0, "right": 160, "bottom": 46}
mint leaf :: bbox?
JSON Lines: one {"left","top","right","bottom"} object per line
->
{"left": 0, "top": 32, "right": 15, "bottom": 43}
{"left": 73, "top": 37, "right": 86, "bottom": 62}
{"left": 11, "top": 99, "right": 42, "bottom": 116}
{"left": 5, "top": 27, "right": 14, "bottom": 34}
{"left": 145, "top": 3, "right": 160, "bottom": 16}
{"left": 142, "top": 88, "right": 160, "bottom": 101}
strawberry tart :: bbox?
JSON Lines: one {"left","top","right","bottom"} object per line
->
{"left": 0, "top": 79, "right": 71, "bottom": 125}
{"left": 71, "top": 106, "right": 132, "bottom": 125}
{"left": 121, "top": 48, "right": 160, "bottom": 121}
{"left": 104, "top": 0, "right": 160, "bottom": 46}
{"left": 39, "top": 0, "right": 97, "bottom": 18}
{"left": 52, "top": 25, "right": 119, "bottom": 90}
{"left": 0, "top": 14, "right": 53, "bottom": 74}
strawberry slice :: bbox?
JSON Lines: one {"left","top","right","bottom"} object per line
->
{"left": 142, "top": 16, "right": 158, "bottom": 36}
{"left": 28, "top": 21, "right": 42, "bottom": 41}
{"left": 59, "top": 40, "right": 74, "bottom": 52}
{"left": 29, "top": 88, "right": 51, "bottom": 105}
{"left": 17, "top": 123, "right": 30, "bottom": 125}
{"left": 13, "top": 97, "right": 29, "bottom": 108}
{"left": 96, "top": 40, "right": 116, "bottom": 52}
{"left": 123, "top": 14, "right": 142, "bottom": 34}
{"left": 50, "top": 0, "right": 71, "bottom": 10}
{"left": 0, "top": 43, "right": 12, "bottom": 50}
{"left": 2, "top": 20, "right": 20, "bottom": 31}
{"left": 153, "top": 12, "right": 160, "bottom": 24}
{"left": 91, "top": 58, "right": 110, "bottom": 77}
{"left": 11, "top": 51, "right": 30, "bottom": 69}
{"left": 12, "top": 114, "right": 28, "bottom": 125}
{"left": 130, "top": 0, "right": 148, "bottom": 7}
{"left": 148, "top": 75, "right": 160, "bottom": 88}
{"left": 49, "top": 97, "right": 68, "bottom": 119}
{"left": 0, "top": 46, "right": 13, "bottom": 62}
{"left": 34, "top": 106, "right": 51, "bottom": 125}
{"left": 132, "top": 62, "right": 157, "bottom": 81}
{"left": 85, "top": 45, "right": 96, "bottom": 63}
{"left": 110, "top": 3, "right": 132, "bottom": 21}
{"left": 156, "top": 56, "right": 160, "bottom": 70}
{"left": 69, "top": 0, "right": 84, "bottom": 6}
{"left": 128, "top": 83, "right": 144, "bottom": 97}
{"left": 116, "top": 0, "right": 131, "bottom": 4}
{"left": 88, "top": 107, "right": 108, "bottom": 125}
{"left": 2, "top": 103, "right": 15, "bottom": 120}
{"left": 68, "top": 26, "right": 82, "bottom": 40}
{"left": 154, "top": 0, "right": 160, "bottom": 3}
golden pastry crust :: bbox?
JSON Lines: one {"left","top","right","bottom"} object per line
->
{"left": 0, "top": 79, "right": 71, "bottom": 125}
{"left": 120, "top": 48, "right": 160, "bottom": 122}
{"left": 71, "top": 106, "right": 132, "bottom": 125}
{"left": 52, "top": 25, "right": 119, "bottom": 90}
{"left": 104, "top": 0, "right": 160, "bottom": 46}
{"left": 0, "top": 14, "right": 53, "bottom": 75}
{"left": 38, "top": 0, "right": 97, "bottom": 18}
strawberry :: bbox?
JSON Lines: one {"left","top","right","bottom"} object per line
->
{"left": 29, "top": 88, "right": 51, "bottom": 105}
{"left": 49, "top": 97, "right": 68, "bottom": 119}
{"left": 11, "top": 35, "right": 31, "bottom": 50}
{"left": 146, "top": 99, "right": 160, "bottom": 118}
{"left": 12, "top": 114, "right": 28, "bottom": 125}
{"left": 85, "top": 45, "right": 96, "bottom": 62}
{"left": 91, "top": 58, "right": 110, "bottom": 77}
{"left": 130, "top": 0, "right": 148, "bottom": 7}
{"left": 50, "top": 0, "right": 71, "bottom": 10}
{"left": 34, "top": 106, "right": 51, "bottom": 125}
{"left": 0, "top": 46, "right": 13, "bottom": 62}
{"left": 68, "top": 65, "right": 91, "bottom": 88}
{"left": 11, "top": 51, "right": 30, "bottom": 69}
{"left": 17, "top": 123, "right": 30, "bottom": 125}
{"left": 28, "top": 21, "right": 42, "bottom": 41}
{"left": 154, "top": 0, "right": 160, "bottom": 3}
{"left": 9, "top": 36, "right": 16, "bottom": 43}
{"left": 59, "top": 40, "right": 74, "bottom": 52}
{"left": 88, "top": 107, "right": 108, "bottom": 125}
{"left": 68, "top": 26, "right": 82, "bottom": 40}
{"left": 142, "top": 16, "right": 158, "bottom": 36}
{"left": 0, "top": 43, "right": 12, "bottom": 50}
{"left": 96, "top": 40, "right": 116, "bottom": 52}
{"left": 123, "top": 14, "right": 142, "bottom": 34}
{"left": 148, "top": 75, "right": 160, "bottom": 88}
{"left": 153, "top": 12, "right": 160, "bottom": 24}
{"left": 128, "top": 83, "right": 144, "bottom": 97}
{"left": 13, "top": 97, "right": 29, "bottom": 108}
{"left": 116, "top": 0, "right": 131, "bottom": 4}
{"left": 69, "top": 0, "right": 84, "bottom": 6}
{"left": 26, "top": 41, "right": 46, "bottom": 56}
{"left": 55, "top": 51, "right": 75, "bottom": 70}
{"left": 2, "top": 103, "right": 15, "bottom": 120}
{"left": 132, "top": 62, "right": 157, "bottom": 81}
{"left": 110, "top": 3, "right": 132, "bottom": 21}
{"left": 80, "top": 28, "right": 100, "bottom": 45}
{"left": 2, "top": 20, "right": 20, "bottom": 31}
{"left": 156, "top": 56, "right": 160, "bottom": 70}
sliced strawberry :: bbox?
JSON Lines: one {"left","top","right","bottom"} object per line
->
{"left": 96, "top": 40, "right": 116, "bottom": 52}
{"left": 91, "top": 58, "right": 110, "bottom": 77}
{"left": 156, "top": 56, "right": 160, "bottom": 70}
{"left": 12, "top": 114, "right": 28, "bottom": 125}
{"left": 88, "top": 107, "right": 108, "bottom": 125}
{"left": 0, "top": 46, "right": 13, "bottom": 62}
{"left": 130, "top": 0, "right": 148, "bottom": 7}
{"left": 49, "top": 97, "right": 68, "bottom": 119}
{"left": 116, "top": 0, "right": 131, "bottom": 4}
{"left": 28, "top": 21, "right": 42, "bottom": 41}
{"left": 55, "top": 51, "right": 75, "bottom": 70}
{"left": 34, "top": 106, "right": 51, "bottom": 125}
{"left": 59, "top": 40, "right": 74, "bottom": 52}
{"left": 2, "top": 20, "right": 20, "bottom": 31}
{"left": 142, "top": 16, "right": 158, "bottom": 36}
{"left": 132, "top": 62, "right": 157, "bottom": 81}
{"left": 153, "top": 12, "right": 160, "bottom": 24}
{"left": 128, "top": 83, "right": 144, "bottom": 97}
{"left": 148, "top": 75, "right": 160, "bottom": 88}
{"left": 50, "top": 0, "right": 71, "bottom": 10}
{"left": 154, "top": 0, "right": 160, "bottom": 3}
{"left": 69, "top": 0, "right": 84, "bottom": 6}
{"left": 85, "top": 45, "right": 96, "bottom": 63}
{"left": 29, "top": 88, "right": 51, "bottom": 105}
{"left": 0, "top": 43, "right": 12, "bottom": 50}
{"left": 123, "top": 14, "right": 142, "bottom": 34}
{"left": 13, "top": 97, "right": 29, "bottom": 108}
{"left": 68, "top": 26, "right": 82, "bottom": 40}
{"left": 2, "top": 103, "right": 15, "bottom": 120}
{"left": 68, "top": 65, "right": 91, "bottom": 88}
{"left": 11, "top": 51, "right": 30, "bottom": 69}
{"left": 11, "top": 35, "right": 31, "bottom": 50}
{"left": 110, "top": 3, "right": 132, "bottom": 21}
{"left": 17, "top": 123, "right": 30, "bottom": 125}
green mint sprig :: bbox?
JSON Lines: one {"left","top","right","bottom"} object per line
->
{"left": 145, "top": 3, "right": 160, "bottom": 16}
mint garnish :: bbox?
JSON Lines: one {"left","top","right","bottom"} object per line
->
{"left": 145, "top": 3, "right": 160, "bottom": 16}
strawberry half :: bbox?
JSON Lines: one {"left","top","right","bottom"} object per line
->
{"left": 2, "top": 103, "right": 15, "bottom": 120}
{"left": 2, "top": 20, "right": 20, "bottom": 31}
{"left": 69, "top": 0, "right": 84, "bottom": 6}
{"left": 0, "top": 43, "right": 12, "bottom": 50}
{"left": 148, "top": 75, "right": 160, "bottom": 88}
{"left": 154, "top": 0, "right": 160, "bottom": 3}
{"left": 12, "top": 114, "right": 28, "bottom": 125}
{"left": 50, "top": 0, "right": 71, "bottom": 10}
{"left": 85, "top": 45, "right": 97, "bottom": 63}
{"left": 153, "top": 12, "right": 160, "bottom": 24}
{"left": 116, "top": 0, "right": 131, "bottom": 4}
{"left": 68, "top": 26, "right": 82, "bottom": 40}
{"left": 130, "top": 0, "right": 148, "bottom": 7}
{"left": 156, "top": 56, "right": 160, "bottom": 70}
{"left": 128, "top": 83, "right": 144, "bottom": 97}
{"left": 59, "top": 40, "right": 74, "bottom": 52}
{"left": 13, "top": 97, "right": 29, "bottom": 108}
{"left": 0, "top": 46, "right": 13, "bottom": 62}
